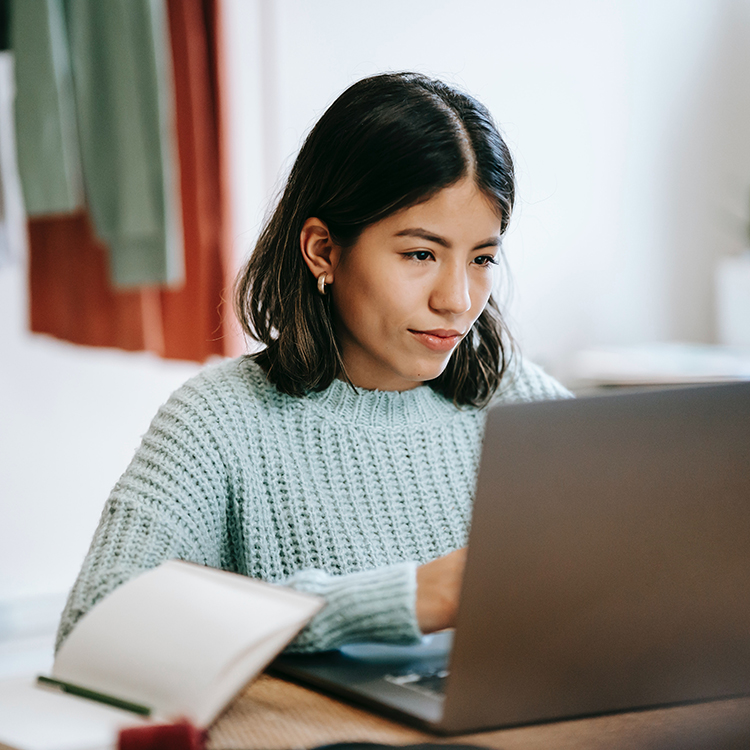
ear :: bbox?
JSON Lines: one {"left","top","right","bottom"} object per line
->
{"left": 300, "top": 217, "right": 340, "bottom": 284}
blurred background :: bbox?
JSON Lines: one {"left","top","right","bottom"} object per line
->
{"left": 1, "top": 0, "right": 750, "bottom": 672}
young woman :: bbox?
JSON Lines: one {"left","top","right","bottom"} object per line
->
{"left": 56, "top": 72, "right": 571, "bottom": 653}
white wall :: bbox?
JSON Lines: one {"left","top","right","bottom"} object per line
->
{"left": 0, "top": 265, "right": 200, "bottom": 604}
{"left": 2, "top": 0, "right": 750, "bottom": 613}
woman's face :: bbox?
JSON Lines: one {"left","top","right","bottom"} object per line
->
{"left": 330, "top": 178, "right": 503, "bottom": 392}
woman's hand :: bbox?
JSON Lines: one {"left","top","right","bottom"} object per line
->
{"left": 415, "top": 547, "right": 467, "bottom": 633}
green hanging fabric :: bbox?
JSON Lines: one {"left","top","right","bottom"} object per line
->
{"left": 11, "top": 0, "right": 84, "bottom": 216}
{"left": 64, "top": 0, "right": 183, "bottom": 288}
{"left": 11, "top": 0, "right": 183, "bottom": 287}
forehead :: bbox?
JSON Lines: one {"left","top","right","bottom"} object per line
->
{"left": 380, "top": 179, "right": 503, "bottom": 240}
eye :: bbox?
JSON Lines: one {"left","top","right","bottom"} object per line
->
{"left": 473, "top": 254, "right": 499, "bottom": 267}
{"left": 404, "top": 250, "right": 434, "bottom": 262}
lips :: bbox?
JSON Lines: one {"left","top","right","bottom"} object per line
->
{"left": 409, "top": 328, "right": 464, "bottom": 353}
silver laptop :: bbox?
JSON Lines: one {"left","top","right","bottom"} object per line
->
{"left": 272, "top": 382, "right": 750, "bottom": 734}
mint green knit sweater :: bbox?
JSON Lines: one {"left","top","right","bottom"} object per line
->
{"left": 56, "top": 356, "right": 571, "bottom": 653}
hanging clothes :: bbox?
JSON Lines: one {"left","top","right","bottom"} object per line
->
{"left": 0, "top": 0, "right": 12, "bottom": 270}
{"left": 0, "top": 51, "right": 25, "bottom": 269}
{"left": 11, "top": 0, "right": 84, "bottom": 216}
{"left": 12, "top": 0, "right": 183, "bottom": 288}
{"left": 159, "top": 0, "right": 239, "bottom": 360}
{"left": 26, "top": 0, "right": 241, "bottom": 361}
{"left": 28, "top": 212, "right": 156, "bottom": 351}
{"left": 65, "top": 0, "right": 184, "bottom": 288}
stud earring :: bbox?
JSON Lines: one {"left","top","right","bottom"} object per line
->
{"left": 317, "top": 273, "right": 328, "bottom": 296}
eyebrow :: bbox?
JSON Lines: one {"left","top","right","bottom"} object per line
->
{"left": 393, "top": 228, "right": 501, "bottom": 250}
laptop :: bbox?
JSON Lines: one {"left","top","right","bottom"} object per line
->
{"left": 272, "top": 382, "right": 750, "bottom": 734}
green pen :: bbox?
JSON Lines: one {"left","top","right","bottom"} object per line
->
{"left": 36, "top": 675, "right": 152, "bottom": 717}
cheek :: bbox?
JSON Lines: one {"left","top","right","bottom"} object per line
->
{"left": 340, "top": 261, "right": 413, "bottom": 325}
{"left": 332, "top": 268, "right": 396, "bottom": 334}
{"left": 470, "top": 274, "right": 495, "bottom": 313}
{"left": 378, "top": 275, "right": 419, "bottom": 316}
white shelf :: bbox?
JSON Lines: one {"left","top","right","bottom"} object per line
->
{"left": 572, "top": 342, "right": 750, "bottom": 387}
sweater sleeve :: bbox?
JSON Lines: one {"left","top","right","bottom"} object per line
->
{"left": 282, "top": 562, "right": 422, "bottom": 652}
{"left": 55, "top": 379, "right": 239, "bottom": 652}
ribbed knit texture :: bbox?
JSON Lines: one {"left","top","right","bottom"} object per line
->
{"left": 56, "top": 356, "right": 571, "bottom": 653}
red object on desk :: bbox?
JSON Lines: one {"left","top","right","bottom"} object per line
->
{"left": 118, "top": 721, "right": 205, "bottom": 750}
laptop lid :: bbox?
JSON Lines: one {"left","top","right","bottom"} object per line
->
{"left": 274, "top": 383, "right": 750, "bottom": 734}
{"left": 441, "top": 381, "right": 750, "bottom": 732}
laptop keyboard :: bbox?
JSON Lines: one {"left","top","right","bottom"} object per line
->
{"left": 384, "top": 667, "right": 449, "bottom": 697}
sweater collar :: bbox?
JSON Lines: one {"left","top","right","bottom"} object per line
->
{"left": 305, "top": 377, "right": 469, "bottom": 428}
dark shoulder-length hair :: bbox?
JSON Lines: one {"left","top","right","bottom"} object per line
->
{"left": 235, "top": 72, "right": 515, "bottom": 407}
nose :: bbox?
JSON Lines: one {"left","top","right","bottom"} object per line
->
{"left": 429, "top": 262, "right": 472, "bottom": 315}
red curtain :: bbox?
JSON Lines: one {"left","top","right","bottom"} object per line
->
{"left": 28, "top": 0, "right": 242, "bottom": 362}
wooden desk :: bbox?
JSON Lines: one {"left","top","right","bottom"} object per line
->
{"left": 208, "top": 675, "right": 750, "bottom": 750}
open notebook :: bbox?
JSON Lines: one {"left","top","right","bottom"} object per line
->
{"left": 0, "top": 561, "right": 323, "bottom": 750}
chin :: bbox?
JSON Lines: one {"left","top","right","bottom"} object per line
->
{"left": 412, "top": 358, "right": 452, "bottom": 384}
